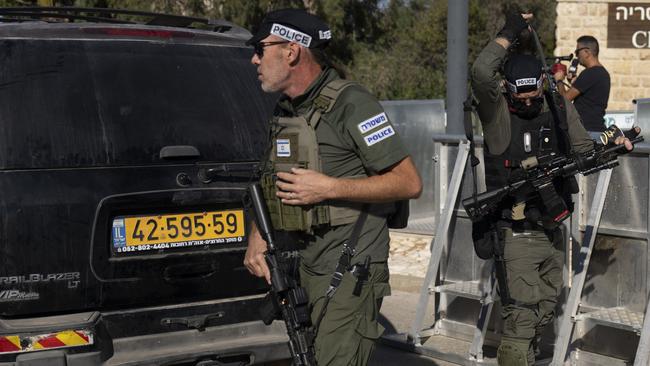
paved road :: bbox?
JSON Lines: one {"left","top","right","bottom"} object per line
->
{"left": 370, "top": 343, "right": 454, "bottom": 366}
{"left": 265, "top": 286, "right": 456, "bottom": 366}
{"left": 368, "top": 287, "right": 456, "bottom": 366}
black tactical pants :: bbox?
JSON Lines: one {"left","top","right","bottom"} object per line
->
{"left": 299, "top": 262, "right": 390, "bottom": 366}
{"left": 497, "top": 227, "right": 564, "bottom": 366}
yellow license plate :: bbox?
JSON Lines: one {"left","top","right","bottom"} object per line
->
{"left": 112, "top": 210, "right": 245, "bottom": 251}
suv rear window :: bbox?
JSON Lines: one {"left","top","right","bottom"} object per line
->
{"left": 0, "top": 39, "right": 270, "bottom": 169}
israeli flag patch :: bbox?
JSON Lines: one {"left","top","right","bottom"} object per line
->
{"left": 357, "top": 112, "right": 389, "bottom": 134}
{"left": 364, "top": 126, "right": 395, "bottom": 146}
{"left": 276, "top": 139, "right": 291, "bottom": 157}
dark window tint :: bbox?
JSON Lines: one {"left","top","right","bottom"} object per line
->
{"left": 0, "top": 39, "right": 274, "bottom": 169}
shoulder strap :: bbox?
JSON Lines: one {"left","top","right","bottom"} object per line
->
{"left": 463, "top": 88, "right": 482, "bottom": 209}
{"left": 307, "top": 79, "right": 357, "bottom": 128}
{"left": 314, "top": 205, "right": 369, "bottom": 333}
{"left": 326, "top": 205, "right": 369, "bottom": 299}
{"left": 543, "top": 90, "right": 573, "bottom": 154}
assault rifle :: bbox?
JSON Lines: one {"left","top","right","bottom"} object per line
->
{"left": 462, "top": 136, "right": 644, "bottom": 222}
{"left": 248, "top": 183, "right": 317, "bottom": 366}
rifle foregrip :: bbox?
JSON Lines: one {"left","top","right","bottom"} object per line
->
{"left": 248, "top": 183, "right": 276, "bottom": 250}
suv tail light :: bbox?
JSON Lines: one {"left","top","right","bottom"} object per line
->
{"left": 0, "top": 329, "right": 93, "bottom": 354}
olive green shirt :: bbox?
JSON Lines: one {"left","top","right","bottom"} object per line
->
{"left": 471, "top": 40, "right": 593, "bottom": 155}
{"left": 275, "top": 68, "right": 409, "bottom": 274}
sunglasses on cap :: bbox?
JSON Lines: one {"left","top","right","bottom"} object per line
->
{"left": 253, "top": 41, "right": 290, "bottom": 58}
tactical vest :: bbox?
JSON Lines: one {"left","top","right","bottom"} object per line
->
{"left": 484, "top": 97, "right": 577, "bottom": 224}
{"left": 261, "top": 79, "right": 366, "bottom": 232}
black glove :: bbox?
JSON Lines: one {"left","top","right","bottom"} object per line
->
{"left": 624, "top": 126, "right": 641, "bottom": 140}
{"left": 497, "top": 12, "right": 529, "bottom": 43}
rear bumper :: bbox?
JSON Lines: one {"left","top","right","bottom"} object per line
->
{"left": 0, "top": 295, "right": 289, "bottom": 366}
{"left": 106, "top": 320, "right": 288, "bottom": 366}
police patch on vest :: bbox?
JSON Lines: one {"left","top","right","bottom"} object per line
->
{"left": 276, "top": 138, "right": 291, "bottom": 157}
{"left": 358, "top": 112, "right": 388, "bottom": 134}
{"left": 364, "top": 126, "right": 395, "bottom": 146}
{"left": 271, "top": 23, "right": 312, "bottom": 47}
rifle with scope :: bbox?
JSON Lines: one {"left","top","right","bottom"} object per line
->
{"left": 462, "top": 134, "right": 644, "bottom": 222}
{"left": 247, "top": 183, "right": 317, "bottom": 366}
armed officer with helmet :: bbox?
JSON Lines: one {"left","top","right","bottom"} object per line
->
{"left": 471, "top": 12, "right": 634, "bottom": 365}
{"left": 242, "top": 9, "right": 422, "bottom": 366}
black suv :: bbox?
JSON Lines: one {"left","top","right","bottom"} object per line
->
{"left": 0, "top": 7, "right": 287, "bottom": 366}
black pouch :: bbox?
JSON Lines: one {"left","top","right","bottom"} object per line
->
{"left": 471, "top": 216, "right": 496, "bottom": 260}
{"left": 538, "top": 182, "right": 570, "bottom": 225}
{"left": 387, "top": 200, "right": 410, "bottom": 229}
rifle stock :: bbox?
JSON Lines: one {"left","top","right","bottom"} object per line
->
{"left": 248, "top": 183, "right": 317, "bottom": 366}
{"left": 462, "top": 185, "right": 513, "bottom": 220}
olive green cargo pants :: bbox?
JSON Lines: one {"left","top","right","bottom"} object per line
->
{"left": 299, "top": 262, "right": 390, "bottom": 366}
{"left": 497, "top": 228, "right": 564, "bottom": 366}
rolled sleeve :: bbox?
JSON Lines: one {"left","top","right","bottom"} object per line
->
{"left": 472, "top": 41, "right": 507, "bottom": 102}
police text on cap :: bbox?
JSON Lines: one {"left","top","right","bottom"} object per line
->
{"left": 515, "top": 78, "right": 537, "bottom": 87}
{"left": 271, "top": 23, "right": 312, "bottom": 47}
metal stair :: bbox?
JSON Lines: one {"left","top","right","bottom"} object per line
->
{"left": 575, "top": 307, "right": 644, "bottom": 334}
{"left": 384, "top": 139, "right": 501, "bottom": 365}
{"left": 385, "top": 137, "right": 650, "bottom": 365}
{"left": 551, "top": 169, "right": 650, "bottom": 365}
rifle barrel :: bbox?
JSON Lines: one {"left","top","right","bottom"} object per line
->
{"left": 249, "top": 183, "right": 277, "bottom": 252}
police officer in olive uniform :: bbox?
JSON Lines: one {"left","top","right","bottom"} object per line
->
{"left": 472, "top": 13, "right": 609, "bottom": 365}
{"left": 243, "top": 9, "right": 422, "bottom": 366}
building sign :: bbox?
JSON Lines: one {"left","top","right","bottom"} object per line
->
{"left": 608, "top": 2, "right": 650, "bottom": 48}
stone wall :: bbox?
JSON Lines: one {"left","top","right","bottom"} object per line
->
{"left": 556, "top": 0, "right": 650, "bottom": 111}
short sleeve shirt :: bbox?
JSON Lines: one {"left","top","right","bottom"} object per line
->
{"left": 572, "top": 66, "right": 610, "bottom": 132}
{"left": 275, "top": 68, "right": 409, "bottom": 274}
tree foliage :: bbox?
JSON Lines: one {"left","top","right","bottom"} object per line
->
{"left": 0, "top": 0, "right": 558, "bottom": 99}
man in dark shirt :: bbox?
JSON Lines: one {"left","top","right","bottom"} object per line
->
{"left": 554, "top": 35, "right": 611, "bottom": 131}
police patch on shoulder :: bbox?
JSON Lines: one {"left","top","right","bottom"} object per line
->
{"left": 364, "top": 126, "right": 395, "bottom": 146}
{"left": 276, "top": 139, "right": 291, "bottom": 157}
{"left": 357, "top": 112, "right": 389, "bottom": 134}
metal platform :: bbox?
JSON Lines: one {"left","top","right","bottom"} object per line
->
{"left": 397, "top": 216, "right": 436, "bottom": 235}
{"left": 576, "top": 307, "right": 645, "bottom": 334}
{"left": 434, "top": 281, "right": 486, "bottom": 301}
{"left": 382, "top": 332, "right": 555, "bottom": 366}
{"left": 382, "top": 332, "right": 498, "bottom": 366}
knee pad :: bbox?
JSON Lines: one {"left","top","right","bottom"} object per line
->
{"left": 497, "top": 342, "right": 528, "bottom": 366}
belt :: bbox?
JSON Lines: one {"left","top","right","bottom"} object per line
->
{"left": 504, "top": 219, "right": 544, "bottom": 233}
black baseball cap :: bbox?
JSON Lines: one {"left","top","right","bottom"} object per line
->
{"left": 246, "top": 8, "right": 332, "bottom": 49}
{"left": 503, "top": 54, "right": 544, "bottom": 94}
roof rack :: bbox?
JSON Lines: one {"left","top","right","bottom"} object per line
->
{"left": 0, "top": 7, "right": 244, "bottom": 33}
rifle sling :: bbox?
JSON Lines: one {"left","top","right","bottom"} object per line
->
{"left": 463, "top": 93, "right": 481, "bottom": 208}
{"left": 464, "top": 86, "right": 527, "bottom": 309}
{"left": 314, "top": 205, "right": 370, "bottom": 333}
{"left": 543, "top": 90, "right": 573, "bottom": 155}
